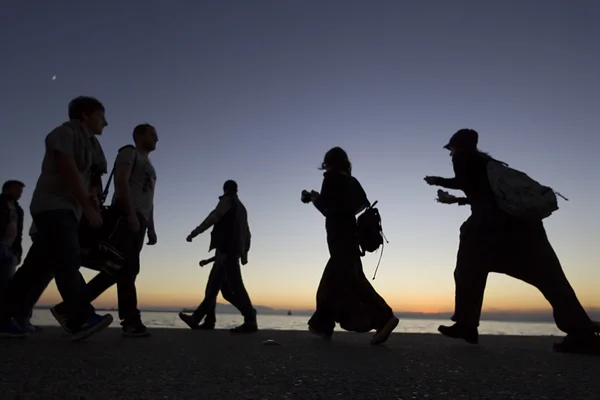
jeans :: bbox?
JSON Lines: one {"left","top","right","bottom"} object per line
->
{"left": 0, "top": 247, "right": 16, "bottom": 297}
{"left": 0, "top": 210, "right": 94, "bottom": 328}
{"left": 83, "top": 211, "right": 147, "bottom": 322}
{"left": 193, "top": 250, "right": 255, "bottom": 322}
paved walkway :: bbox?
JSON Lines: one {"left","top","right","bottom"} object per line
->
{"left": 1, "top": 328, "right": 598, "bottom": 399}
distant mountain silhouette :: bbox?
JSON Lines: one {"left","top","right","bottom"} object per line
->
{"left": 35, "top": 303, "right": 600, "bottom": 323}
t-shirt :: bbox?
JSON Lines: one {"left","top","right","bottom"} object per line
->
{"left": 29, "top": 120, "right": 98, "bottom": 221}
{"left": 111, "top": 146, "right": 157, "bottom": 221}
{"left": 1, "top": 203, "right": 18, "bottom": 247}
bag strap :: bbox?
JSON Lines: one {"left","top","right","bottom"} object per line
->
{"left": 101, "top": 145, "right": 138, "bottom": 205}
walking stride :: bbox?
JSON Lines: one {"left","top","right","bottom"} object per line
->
{"left": 425, "top": 128, "right": 600, "bottom": 355}
{"left": 180, "top": 180, "right": 257, "bottom": 333}
{"left": 303, "top": 147, "right": 399, "bottom": 345}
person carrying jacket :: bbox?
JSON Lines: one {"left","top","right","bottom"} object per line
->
{"left": 180, "top": 180, "right": 257, "bottom": 333}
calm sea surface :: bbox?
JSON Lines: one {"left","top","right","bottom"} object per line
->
{"left": 31, "top": 309, "right": 563, "bottom": 336}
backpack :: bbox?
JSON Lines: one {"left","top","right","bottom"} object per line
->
{"left": 356, "top": 200, "right": 388, "bottom": 279}
{"left": 486, "top": 158, "right": 568, "bottom": 221}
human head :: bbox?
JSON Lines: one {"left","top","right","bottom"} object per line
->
{"left": 133, "top": 123, "right": 158, "bottom": 152}
{"left": 223, "top": 180, "right": 238, "bottom": 195}
{"left": 443, "top": 129, "right": 479, "bottom": 156}
{"left": 320, "top": 146, "right": 352, "bottom": 174}
{"left": 68, "top": 96, "right": 107, "bottom": 135}
{"left": 2, "top": 180, "right": 25, "bottom": 201}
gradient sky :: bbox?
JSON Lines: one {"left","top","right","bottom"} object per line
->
{"left": 1, "top": 1, "right": 599, "bottom": 313}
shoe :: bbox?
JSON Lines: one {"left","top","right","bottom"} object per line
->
{"left": 438, "top": 323, "right": 479, "bottom": 345}
{"left": 13, "top": 316, "right": 39, "bottom": 334}
{"left": 122, "top": 319, "right": 150, "bottom": 337}
{"left": 553, "top": 333, "right": 600, "bottom": 356}
{"left": 178, "top": 312, "right": 200, "bottom": 330}
{"left": 51, "top": 304, "right": 71, "bottom": 334}
{"left": 197, "top": 321, "right": 215, "bottom": 330}
{"left": 370, "top": 316, "right": 400, "bottom": 345}
{"left": 70, "top": 314, "right": 113, "bottom": 341}
{"left": 230, "top": 321, "right": 258, "bottom": 334}
{"left": 308, "top": 325, "right": 333, "bottom": 340}
{"left": 0, "top": 319, "right": 28, "bottom": 338}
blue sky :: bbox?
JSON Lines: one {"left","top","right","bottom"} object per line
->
{"left": 1, "top": 0, "right": 598, "bottom": 312}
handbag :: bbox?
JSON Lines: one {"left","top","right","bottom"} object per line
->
{"left": 79, "top": 145, "right": 137, "bottom": 272}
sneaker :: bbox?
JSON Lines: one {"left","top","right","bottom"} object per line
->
{"left": 553, "top": 333, "right": 600, "bottom": 356}
{"left": 122, "top": 319, "right": 150, "bottom": 337}
{"left": 308, "top": 325, "right": 333, "bottom": 340}
{"left": 370, "top": 316, "right": 400, "bottom": 345}
{"left": 438, "top": 323, "right": 479, "bottom": 345}
{"left": 198, "top": 321, "right": 215, "bottom": 330}
{"left": 230, "top": 320, "right": 258, "bottom": 334}
{"left": 0, "top": 319, "right": 28, "bottom": 338}
{"left": 14, "top": 316, "right": 40, "bottom": 334}
{"left": 50, "top": 304, "right": 71, "bottom": 333}
{"left": 70, "top": 314, "right": 113, "bottom": 341}
{"left": 178, "top": 312, "right": 200, "bottom": 330}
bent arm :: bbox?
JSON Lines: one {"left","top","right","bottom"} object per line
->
{"left": 49, "top": 128, "right": 93, "bottom": 210}
{"left": 11, "top": 209, "right": 23, "bottom": 257}
{"left": 190, "top": 196, "right": 232, "bottom": 238}
{"left": 434, "top": 177, "right": 463, "bottom": 190}
{"left": 114, "top": 148, "right": 137, "bottom": 217}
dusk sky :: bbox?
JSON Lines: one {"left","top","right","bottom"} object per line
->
{"left": 1, "top": 1, "right": 598, "bottom": 314}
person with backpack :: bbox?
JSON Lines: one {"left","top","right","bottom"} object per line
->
{"left": 302, "top": 147, "right": 399, "bottom": 345}
{"left": 51, "top": 124, "right": 159, "bottom": 338}
{"left": 424, "top": 128, "right": 599, "bottom": 355}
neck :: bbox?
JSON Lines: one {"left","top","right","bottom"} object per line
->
{"left": 135, "top": 145, "right": 150, "bottom": 156}
{"left": 78, "top": 121, "right": 94, "bottom": 137}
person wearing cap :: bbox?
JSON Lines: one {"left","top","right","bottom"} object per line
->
{"left": 424, "top": 129, "right": 599, "bottom": 356}
{"left": 181, "top": 180, "right": 257, "bottom": 333}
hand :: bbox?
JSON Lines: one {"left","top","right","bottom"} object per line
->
{"left": 127, "top": 213, "right": 140, "bottom": 232}
{"left": 436, "top": 190, "right": 458, "bottom": 204}
{"left": 147, "top": 228, "right": 157, "bottom": 245}
{"left": 89, "top": 194, "right": 101, "bottom": 211}
{"left": 199, "top": 259, "right": 209, "bottom": 267}
{"left": 241, "top": 255, "right": 248, "bottom": 265}
{"left": 83, "top": 205, "right": 103, "bottom": 228}
{"left": 424, "top": 176, "right": 440, "bottom": 186}
{"left": 301, "top": 190, "right": 311, "bottom": 204}
{"left": 186, "top": 234, "right": 194, "bottom": 243}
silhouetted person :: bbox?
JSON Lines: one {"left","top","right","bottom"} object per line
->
{"left": 180, "top": 180, "right": 257, "bottom": 333}
{"left": 0, "top": 96, "right": 113, "bottom": 339}
{"left": 0, "top": 180, "right": 25, "bottom": 295}
{"left": 425, "top": 128, "right": 599, "bottom": 355}
{"left": 52, "top": 124, "right": 159, "bottom": 337}
{"left": 2, "top": 104, "right": 109, "bottom": 334}
{"left": 303, "top": 147, "right": 399, "bottom": 345}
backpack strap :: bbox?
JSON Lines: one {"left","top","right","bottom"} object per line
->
{"left": 101, "top": 145, "right": 138, "bottom": 205}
